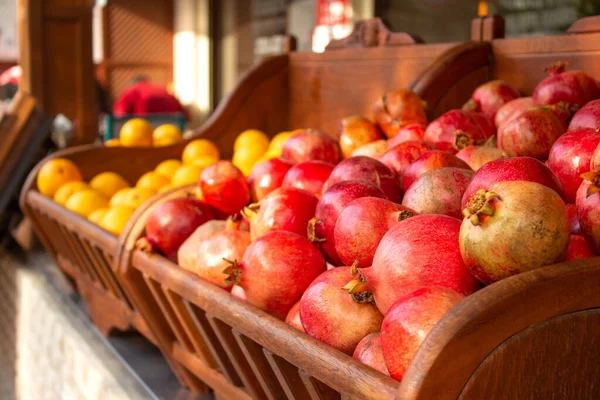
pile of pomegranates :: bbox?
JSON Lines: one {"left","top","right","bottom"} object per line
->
{"left": 139, "top": 67, "right": 600, "bottom": 383}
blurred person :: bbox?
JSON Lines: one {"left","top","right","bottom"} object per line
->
{"left": 113, "top": 75, "right": 189, "bottom": 120}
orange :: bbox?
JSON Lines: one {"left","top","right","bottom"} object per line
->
{"left": 190, "top": 156, "right": 217, "bottom": 169}
{"left": 136, "top": 171, "right": 170, "bottom": 191}
{"left": 105, "top": 138, "right": 121, "bottom": 147}
{"left": 182, "top": 139, "right": 220, "bottom": 165}
{"left": 158, "top": 184, "right": 175, "bottom": 193}
{"left": 99, "top": 205, "right": 135, "bottom": 235}
{"left": 119, "top": 118, "right": 153, "bottom": 147}
{"left": 154, "top": 159, "right": 183, "bottom": 178}
{"left": 233, "top": 148, "right": 263, "bottom": 176}
{"left": 171, "top": 164, "right": 203, "bottom": 186}
{"left": 153, "top": 124, "right": 183, "bottom": 147}
{"left": 88, "top": 208, "right": 109, "bottom": 224}
{"left": 89, "top": 172, "right": 130, "bottom": 199}
{"left": 110, "top": 188, "right": 133, "bottom": 207}
{"left": 268, "top": 131, "right": 295, "bottom": 155}
{"left": 65, "top": 189, "right": 109, "bottom": 217}
{"left": 53, "top": 181, "right": 88, "bottom": 206}
{"left": 122, "top": 187, "right": 156, "bottom": 209}
{"left": 234, "top": 129, "right": 269, "bottom": 153}
{"left": 37, "top": 158, "right": 83, "bottom": 197}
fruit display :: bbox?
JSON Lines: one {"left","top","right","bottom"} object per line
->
{"left": 109, "top": 119, "right": 184, "bottom": 147}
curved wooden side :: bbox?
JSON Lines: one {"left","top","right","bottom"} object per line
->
{"left": 397, "top": 257, "right": 600, "bottom": 400}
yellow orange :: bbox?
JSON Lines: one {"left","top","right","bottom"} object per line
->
{"left": 88, "top": 208, "right": 109, "bottom": 224}
{"left": 122, "top": 187, "right": 156, "bottom": 209}
{"left": 153, "top": 124, "right": 183, "bottom": 147}
{"left": 89, "top": 172, "right": 130, "bottom": 199}
{"left": 37, "top": 158, "right": 83, "bottom": 198}
{"left": 100, "top": 205, "right": 135, "bottom": 235}
{"left": 233, "top": 147, "right": 263, "bottom": 176}
{"left": 172, "top": 164, "right": 203, "bottom": 187}
{"left": 53, "top": 181, "right": 88, "bottom": 206}
{"left": 234, "top": 129, "right": 269, "bottom": 154}
{"left": 65, "top": 189, "right": 109, "bottom": 218}
{"left": 154, "top": 159, "right": 183, "bottom": 178}
{"left": 190, "top": 156, "right": 217, "bottom": 169}
{"left": 136, "top": 171, "right": 170, "bottom": 191}
{"left": 110, "top": 188, "right": 133, "bottom": 207}
{"left": 158, "top": 184, "right": 175, "bottom": 193}
{"left": 119, "top": 118, "right": 153, "bottom": 147}
{"left": 268, "top": 131, "right": 295, "bottom": 155}
{"left": 105, "top": 138, "right": 121, "bottom": 147}
{"left": 182, "top": 139, "right": 220, "bottom": 165}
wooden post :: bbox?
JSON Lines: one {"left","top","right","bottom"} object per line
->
{"left": 18, "top": 0, "right": 98, "bottom": 145}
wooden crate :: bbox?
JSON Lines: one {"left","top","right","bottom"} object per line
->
{"left": 114, "top": 16, "right": 600, "bottom": 400}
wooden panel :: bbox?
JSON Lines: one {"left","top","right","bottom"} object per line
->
{"left": 460, "top": 309, "right": 600, "bottom": 400}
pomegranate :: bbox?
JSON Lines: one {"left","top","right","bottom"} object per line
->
{"left": 589, "top": 141, "right": 600, "bottom": 171}
{"left": 461, "top": 181, "right": 570, "bottom": 284}
{"left": 567, "top": 204, "right": 582, "bottom": 235}
{"left": 401, "top": 150, "right": 471, "bottom": 191}
{"left": 244, "top": 187, "right": 318, "bottom": 241}
{"left": 548, "top": 128, "right": 600, "bottom": 203}
{"left": 402, "top": 168, "right": 474, "bottom": 219}
{"left": 456, "top": 144, "right": 505, "bottom": 171}
{"left": 533, "top": 62, "right": 600, "bottom": 108}
{"left": 353, "top": 333, "right": 389, "bottom": 376}
{"left": 495, "top": 96, "right": 535, "bottom": 129}
{"left": 199, "top": 161, "right": 251, "bottom": 217}
{"left": 322, "top": 156, "right": 402, "bottom": 203}
{"left": 352, "top": 140, "right": 388, "bottom": 159}
{"left": 178, "top": 220, "right": 226, "bottom": 272}
{"left": 576, "top": 172, "right": 600, "bottom": 253}
{"left": 339, "top": 116, "right": 382, "bottom": 158}
{"left": 380, "top": 286, "right": 464, "bottom": 381}
{"left": 378, "top": 141, "right": 436, "bottom": 179}
{"left": 498, "top": 107, "right": 565, "bottom": 159}
{"left": 281, "top": 129, "right": 341, "bottom": 165}
{"left": 144, "top": 197, "right": 214, "bottom": 260}
{"left": 225, "top": 231, "right": 326, "bottom": 319}
{"left": 546, "top": 102, "right": 573, "bottom": 131}
{"left": 248, "top": 158, "right": 292, "bottom": 202}
{"left": 462, "top": 157, "right": 565, "bottom": 209}
{"left": 285, "top": 302, "right": 305, "bottom": 333}
{"left": 281, "top": 160, "right": 334, "bottom": 197}
{"left": 195, "top": 216, "right": 250, "bottom": 289}
{"left": 569, "top": 99, "right": 600, "bottom": 131}
{"left": 310, "top": 181, "right": 387, "bottom": 265}
{"left": 334, "top": 197, "right": 416, "bottom": 268}
{"left": 300, "top": 267, "right": 383, "bottom": 355}
{"left": 387, "top": 124, "right": 426, "bottom": 148}
{"left": 373, "top": 89, "right": 428, "bottom": 138}
{"left": 462, "top": 80, "right": 520, "bottom": 121}
{"left": 565, "top": 235, "right": 595, "bottom": 261}
{"left": 231, "top": 285, "right": 247, "bottom": 301}
{"left": 347, "top": 214, "right": 479, "bottom": 314}
{"left": 423, "top": 110, "right": 495, "bottom": 153}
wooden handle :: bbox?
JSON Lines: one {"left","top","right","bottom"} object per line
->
{"left": 326, "top": 18, "right": 423, "bottom": 50}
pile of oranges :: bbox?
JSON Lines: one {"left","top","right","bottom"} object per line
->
{"left": 105, "top": 119, "right": 184, "bottom": 148}
{"left": 232, "top": 129, "right": 298, "bottom": 175}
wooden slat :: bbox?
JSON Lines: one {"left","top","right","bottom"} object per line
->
{"left": 263, "top": 350, "right": 311, "bottom": 400}
{"left": 298, "top": 370, "right": 341, "bottom": 400}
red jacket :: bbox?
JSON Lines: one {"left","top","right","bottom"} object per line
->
{"left": 113, "top": 81, "right": 189, "bottom": 120}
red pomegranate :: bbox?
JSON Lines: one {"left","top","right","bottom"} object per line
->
{"left": 460, "top": 181, "right": 570, "bottom": 284}
{"left": 334, "top": 197, "right": 416, "bottom": 268}
{"left": 285, "top": 302, "right": 305, "bottom": 332}
{"left": 402, "top": 168, "right": 474, "bottom": 219}
{"left": 567, "top": 204, "right": 582, "bottom": 235}
{"left": 401, "top": 150, "right": 471, "bottom": 191}
{"left": 380, "top": 286, "right": 464, "bottom": 381}
{"left": 423, "top": 110, "right": 495, "bottom": 153}
{"left": 373, "top": 89, "right": 428, "bottom": 138}
{"left": 387, "top": 124, "right": 426, "bottom": 148}
{"left": 494, "top": 97, "right": 535, "bottom": 129}
{"left": 322, "top": 156, "right": 402, "bottom": 203}
{"left": 231, "top": 285, "right": 247, "bottom": 301}
{"left": 348, "top": 214, "right": 479, "bottom": 314}
{"left": 178, "top": 220, "right": 226, "bottom": 272}
{"left": 195, "top": 216, "right": 250, "bottom": 290}
{"left": 353, "top": 333, "right": 390, "bottom": 376}
{"left": 199, "top": 161, "right": 251, "bottom": 217}
{"left": 498, "top": 107, "right": 565, "bottom": 159}
{"left": 456, "top": 144, "right": 505, "bottom": 171}
{"left": 569, "top": 99, "right": 600, "bottom": 131}
{"left": 144, "top": 197, "right": 214, "bottom": 261}
{"left": 226, "top": 231, "right": 326, "bottom": 319}
{"left": 300, "top": 267, "right": 383, "bottom": 355}
{"left": 352, "top": 140, "right": 388, "bottom": 159}
{"left": 462, "top": 80, "right": 520, "bottom": 121}
{"left": 461, "top": 157, "right": 565, "bottom": 209}
{"left": 339, "top": 116, "right": 382, "bottom": 158}
{"left": 565, "top": 235, "right": 595, "bottom": 261}
{"left": 310, "top": 181, "right": 387, "bottom": 265}
{"left": 244, "top": 187, "right": 318, "bottom": 241}
{"left": 281, "top": 129, "right": 341, "bottom": 165}
{"left": 378, "top": 141, "right": 436, "bottom": 179}
{"left": 281, "top": 160, "right": 334, "bottom": 197}
{"left": 576, "top": 172, "right": 600, "bottom": 253}
{"left": 546, "top": 102, "right": 573, "bottom": 131}
{"left": 533, "top": 62, "right": 600, "bottom": 108}
{"left": 248, "top": 158, "right": 292, "bottom": 202}
{"left": 547, "top": 128, "right": 600, "bottom": 203}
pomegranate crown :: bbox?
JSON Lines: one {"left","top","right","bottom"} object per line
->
{"left": 341, "top": 261, "right": 375, "bottom": 304}
{"left": 545, "top": 61, "right": 569, "bottom": 75}
{"left": 223, "top": 258, "right": 242, "bottom": 286}
{"left": 581, "top": 171, "right": 600, "bottom": 198}
{"left": 462, "top": 189, "right": 501, "bottom": 226}
{"left": 454, "top": 130, "right": 485, "bottom": 150}
{"left": 307, "top": 217, "right": 326, "bottom": 243}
